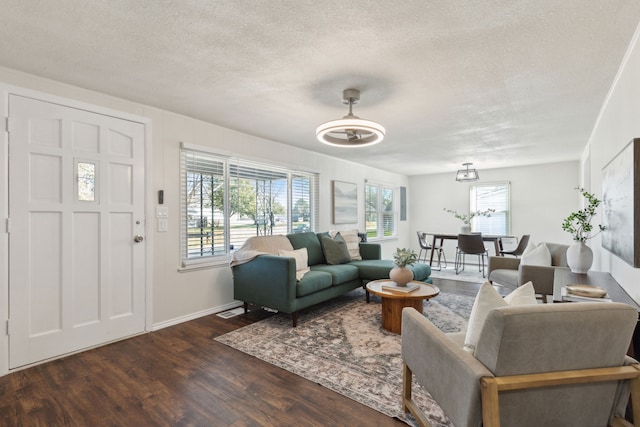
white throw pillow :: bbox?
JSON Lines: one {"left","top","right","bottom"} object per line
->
{"left": 520, "top": 242, "right": 552, "bottom": 266}
{"left": 463, "top": 281, "right": 537, "bottom": 353}
{"left": 329, "top": 229, "right": 362, "bottom": 260}
{"left": 278, "top": 248, "right": 310, "bottom": 281}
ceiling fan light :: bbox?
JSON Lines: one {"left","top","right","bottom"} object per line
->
{"left": 316, "top": 118, "right": 385, "bottom": 148}
{"left": 316, "top": 88, "right": 385, "bottom": 148}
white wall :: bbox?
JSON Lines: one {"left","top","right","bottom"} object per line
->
{"left": 586, "top": 21, "right": 640, "bottom": 303}
{"left": 408, "top": 161, "right": 580, "bottom": 260}
{"left": 0, "top": 66, "right": 411, "bottom": 331}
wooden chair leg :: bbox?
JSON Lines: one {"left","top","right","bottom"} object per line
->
{"left": 402, "top": 363, "right": 432, "bottom": 427}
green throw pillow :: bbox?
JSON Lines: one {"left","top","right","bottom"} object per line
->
{"left": 320, "top": 234, "right": 351, "bottom": 265}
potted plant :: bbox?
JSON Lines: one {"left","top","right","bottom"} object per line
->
{"left": 390, "top": 248, "right": 418, "bottom": 286}
{"left": 562, "top": 187, "right": 606, "bottom": 273}
{"left": 443, "top": 208, "right": 495, "bottom": 233}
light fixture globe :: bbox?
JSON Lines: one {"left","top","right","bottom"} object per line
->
{"left": 316, "top": 89, "right": 385, "bottom": 148}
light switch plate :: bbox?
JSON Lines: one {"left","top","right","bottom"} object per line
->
{"left": 158, "top": 218, "right": 168, "bottom": 232}
{"left": 156, "top": 206, "right": 169, "bottom": 218}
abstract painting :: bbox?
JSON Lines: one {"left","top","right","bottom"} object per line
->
{"left": 333, "top": 181, "right": 358, "bottom": 224}
{"left": 602, "top": 138, "right": 640, "bottom": 267}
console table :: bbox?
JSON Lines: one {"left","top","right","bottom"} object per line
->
{"left": 553, "top": 269, "right": 640, "bottom": 356}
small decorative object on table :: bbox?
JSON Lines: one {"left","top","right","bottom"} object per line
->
{"left": 562, "top": 188, "right": 606, "bottom": 274}
{"left": 562, "top": 284, "right": 611, "bottom": 302}
{"left": 443, "top": 208, "right": 495, "bottom": 233}
{"left": 390, "top": 247, "right": 418, "bottom": 286}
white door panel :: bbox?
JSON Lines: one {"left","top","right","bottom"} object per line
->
{"left": 9, "top": 95, "right": 146, "bottom": 368}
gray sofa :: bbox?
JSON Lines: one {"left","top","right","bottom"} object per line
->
{"left": 487, "top": 242, "right": 569, "bottom": 297}
{"left": 232, "top": 231, "right": 432, "bottom": 326}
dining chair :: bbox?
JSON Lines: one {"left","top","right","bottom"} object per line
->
{"left": 416, "top": 231, "right": 446, "bottom": 270}
{"left": 455, "top": 233, "right": 489, "bottom": 277}
{"left": 499, "top": 234, "right": 530, "bottom": 257}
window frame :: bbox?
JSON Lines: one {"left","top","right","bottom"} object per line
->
{"left": 469, "top": 181, "right": 511, "bottom": 235}
{"left": 180, "top": 143, "right": 318, "bottom": 269}
{"left": 364, "top": 181, "right": 397, "bottom": 240}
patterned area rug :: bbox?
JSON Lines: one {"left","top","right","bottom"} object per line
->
{"left": 215, "top": 288, "right": 474, "bottom": 426}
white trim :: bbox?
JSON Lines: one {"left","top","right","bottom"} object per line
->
{"left": 0, "top": 82, "right": 153, "bottom": 376}
{"left": 151, "top": 301, "right": 243, "bottom": 331}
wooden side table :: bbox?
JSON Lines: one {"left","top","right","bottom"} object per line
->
{"left": 365, "top": 280, "right": 440, "bottom": 334}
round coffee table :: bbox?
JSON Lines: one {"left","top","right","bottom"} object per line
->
{"left": 366, "top": 280, "right": 440, "bottom": 334}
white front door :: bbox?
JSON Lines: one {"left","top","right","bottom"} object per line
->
{"left": 8, "top": 94, "right": 146, "bottom": 369}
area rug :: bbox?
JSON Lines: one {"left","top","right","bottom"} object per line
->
{"left": 428, "top": 264, "right": 486, "bottom": 284}
{"left": 215, "top": 288, "right": 474, "bottom": 426}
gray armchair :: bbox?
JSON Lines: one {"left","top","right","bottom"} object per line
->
{"left": 488, "top": 242, "right": 569, "bottom": 297}
{"left": 401, "top": 303, "right": 640, "bottom": 427}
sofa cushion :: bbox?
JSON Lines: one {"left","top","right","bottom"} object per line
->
{"left": 311, "top": 264, "right": 360, "bottom": 285}
{"left": 464, "top": 281, "right": 537, "bottom": 353}
{"left": 287, "top": 232, "right": 325, "bottom": 266}
{"left": 320, "top": 234, "right": 352, "bottom": 265}
{"left": 521, "top": 242, "right": 552, "bottom": 266}
{"left": 296, "top": 270, "right": 333, "bottom": 297}
{"left": 278, "top": 248, "right": 310, "bottom": 281}
{"left": 349, "top": 259, "right": 431, "bottom": 282}
{"left": 329, "top": 229, "right": 362, "bottom": 260}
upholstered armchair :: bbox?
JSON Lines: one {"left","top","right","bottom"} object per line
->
{"left": 487, "top": 242, "right": 569, "bottom": 297}
{"left": 401, "top": 303, "right": 640, "bottom": 427}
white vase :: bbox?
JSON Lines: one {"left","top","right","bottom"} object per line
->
{"left": 566, "top": 241, "right": 593, "bottom": 274}
{"left": 460, "top": 225, "right": 471, "bottom": 234}
{"left": 389, "top": 266, "right": 414, "bottom": 286}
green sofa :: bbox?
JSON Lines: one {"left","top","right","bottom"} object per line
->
{"left": 232, "top": 231, "right": 432, "bottom": 326}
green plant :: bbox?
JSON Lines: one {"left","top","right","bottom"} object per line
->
{"left": 562, "top": 187, "right": 606, "bottom": 242}
{"left": 443, "top": 208, "right": 495, "bottom": 225}
{"left": 393, "top": 247, "right": 418, "bottom": 267}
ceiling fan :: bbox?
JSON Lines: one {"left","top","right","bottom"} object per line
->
{"left": 316, "top": 89, "right": 385, "bottom": 148}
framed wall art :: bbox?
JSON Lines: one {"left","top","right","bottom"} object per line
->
{"left": 601, "top": 138, "right": 640, "bottom": 267}
{"left": 332, "top": 181, "right": 358, "bottom": 224}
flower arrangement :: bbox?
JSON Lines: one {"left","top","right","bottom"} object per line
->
{"left": 562, "top": 187, "right": 606, "bottom": 242}
{"left": 443, "top": 208, "right": 495, "bottom": 225}
{"left": 393, "top": 247, "right": 418, "bottom": 267}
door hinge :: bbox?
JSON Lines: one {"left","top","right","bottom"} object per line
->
{"left": 5, "top": 117, "right": 9, "bottom": 134}
{"left": 6, "top": 319, "right": 10, "bottom": 335}
{"left": 5, "top": 218, "right": 9, "bottom": 234}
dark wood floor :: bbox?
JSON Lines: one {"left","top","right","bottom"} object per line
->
{"left": 0, "top": 278, "right": 484, "bottom": 427}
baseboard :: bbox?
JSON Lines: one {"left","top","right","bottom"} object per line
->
{"left": 151, "top": 301, "right": 243, "bottom": 331}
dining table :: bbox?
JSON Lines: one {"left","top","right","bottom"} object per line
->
{"left": 427, "top": 233, "right": 513, "bottom": 265}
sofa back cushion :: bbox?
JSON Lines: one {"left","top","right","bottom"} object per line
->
{"left": 287, "top": 232, "right": 325, "bottom": 265}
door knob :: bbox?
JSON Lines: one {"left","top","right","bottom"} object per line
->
{"left": 133, "top": 235, "right": 144, "bottom": 243}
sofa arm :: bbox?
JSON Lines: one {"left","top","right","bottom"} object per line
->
{"left": 232, "top": 254, "right": 298, "bottom": 313}
{"left": 359, "top": 243, "right": 381, "bottom": 260}
{"left": 401, "top": 308, "right": 493, "bottom": 427}
{"left": 487, "top": 256, "right": 520, "bottom": 278}
{"left": 518, "top": 265, "right": 561, "bottom": 296}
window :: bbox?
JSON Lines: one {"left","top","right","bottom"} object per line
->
{"left": 365, "top": 182, "right": 396, "bottom": 239}
{"left": 180, "top": 144, "right": 318, "bottom": 267}
{"left": 470, "top": 182, "right": 510, "bottom": 235}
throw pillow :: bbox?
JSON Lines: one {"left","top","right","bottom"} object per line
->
{"left": 278, "top": 248, "right": 311, "bottom": 281}
{"left": 330, "top": 229, "right": 362, "bottom": 260}
{"left": 320, "top": 234, "right": 352, "bottom": 265}
{"left": 521, "top": 242, "right": 552, "bottom": 266}
{"left": 463, "top": 281, "right": 537, "bottom": 353}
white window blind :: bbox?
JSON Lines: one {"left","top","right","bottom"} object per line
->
{"left": 180, "top": 144, "right": 318, "bottom": 267}
{"left": 470, "top": 182, "right": 510, "bottom": 235}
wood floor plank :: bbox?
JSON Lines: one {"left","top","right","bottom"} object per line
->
{"left": 0, "top": 278, "right": 478, "bottom": 426}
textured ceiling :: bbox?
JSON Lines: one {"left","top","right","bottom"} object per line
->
{"left": 1, "top": 1, "right": 639, "bottom": 175}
